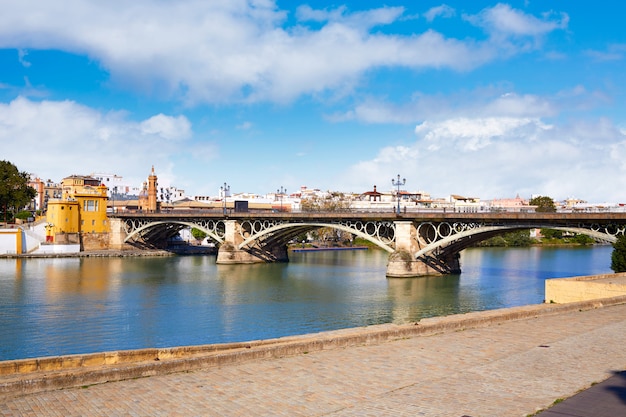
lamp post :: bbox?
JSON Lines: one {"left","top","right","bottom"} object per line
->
{"left": 277, "top": 186, "right": 286, "bottom": 212}
{"left": 391, "top": 174, "right": 406, "bottom": 214}
{"left": 220, "top": 182, "right": 230, "bottom": 215}
{"left": 112, "top": 186, "right": 117, "bottom": 214}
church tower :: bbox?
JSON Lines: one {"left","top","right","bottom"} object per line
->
{"left": 147, "top": 166, "right": 158, "bottom": 213}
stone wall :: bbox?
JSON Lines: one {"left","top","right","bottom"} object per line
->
{"left": 82, "top": 233, "right": 110, "bottom": 251}
{"left": 545, "top": 272, "right": 626, "bottom": 304}
{"left": 3, "top": 296, "right": 626, "bottom": 398}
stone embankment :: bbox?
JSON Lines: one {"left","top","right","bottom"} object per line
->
{"left": 2, "top": 295, "right": 626, "bottom": 400}
{"left": 0, "top": 249, "right": 173, "bottom": 259}
{"left": 546, "top": 272, "right": 626, "bottom": 303}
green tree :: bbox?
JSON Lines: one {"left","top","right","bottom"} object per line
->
{"left": 506, "top": 230, "right": 533, "bottom": 246}
{"left": 0, "top": 160, "right": 36, "bottom": 223}
{"left": 541, "top": 228, "right": 563, "bottom": 239}
{"left": 572, "top": 234, "right": 594, "bottom": 245}
{"left": 611, "top": 234, "right": 626, "bottom": 272}
{"left": 191, "top": 228, "right": 207, "bottom": 241}
{"left": 478, "top": 230, "right": 533, "bottom": 247}
{"left": 15, "top": 210, "right": 33, "bottom": 221}
{"left": 529, "top": 196, "right": 557, "bottom": 212}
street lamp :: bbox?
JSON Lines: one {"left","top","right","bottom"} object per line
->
{"left": 112, "top": 186, "right": 117, "bottom": 214}
{"left": 391, "top": 174, "right": 406, "bottom": 214}
{"left": 220, "top": 182, "right": 230, "bottom": 215}
{"left": 277, "top": 186, "right": 286, "bottom": 212}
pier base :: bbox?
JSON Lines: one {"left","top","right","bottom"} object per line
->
{"left": 216, "top": 244, "right": 289, "bottom": 264}
{"left": 386, "top": 250, "right": 461, "bottom": 278}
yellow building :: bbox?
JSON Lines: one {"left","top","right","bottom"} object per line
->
{"left": 46, "top": 175, "right": 109, "bottom": 246}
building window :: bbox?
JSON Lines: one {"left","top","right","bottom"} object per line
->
{"left": 84, "top": 200, "right": 96, "bottom": 212}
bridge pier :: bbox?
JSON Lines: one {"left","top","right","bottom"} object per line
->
{"left": 216, "top": 220, "right": 288, "bottom": 265}
{"left": 386, "top": 221, "right": 460, "bottom": 277}
{"left": 108, "top": 218, "right": 132, "bottom": 250}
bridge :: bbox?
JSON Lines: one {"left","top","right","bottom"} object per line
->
{"left": 108, "top": 211, "right": 626, "bottom": 277}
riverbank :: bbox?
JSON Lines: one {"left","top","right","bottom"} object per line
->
{"left": 2, "top": 295, "right": 624, "bottom": 397}
{"left": 0, "top": 249, "right": 174, "bottom": 259}
{"left": 290, "top": 245, "right": 369, "bottom": 252}
{"left": 3, "top": 295, "right": 626, "bottom": 416}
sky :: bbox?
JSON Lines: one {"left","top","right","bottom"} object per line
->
{"left": 1, "top": 1, "right": 625, "bottom": 203}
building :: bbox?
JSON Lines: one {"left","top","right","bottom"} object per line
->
{"left": 488, "top": 195, "right": 534, "bottom": 212}
{"left": 26, "top": 175, "right": 45, "bottom": 213}
{"left": 43, "top": 179, "right": 62, "bottom": 213}
{"left": 137, "top": 166, "right": 158, "bottom": 213}
{"left": 45, "top": 175, "right": 109, "bottom": 249}
{"left": 91, "top": 172, "right": 142, "bottom": 200}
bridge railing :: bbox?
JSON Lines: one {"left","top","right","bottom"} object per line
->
{"left": 109, "top": 210, "right": 626, "bottom": 224}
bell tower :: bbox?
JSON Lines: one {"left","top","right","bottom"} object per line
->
{"left": 147, "top": 166, "right": 158, "bottom": 212}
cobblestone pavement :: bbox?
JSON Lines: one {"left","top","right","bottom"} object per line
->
{"left": 3, "top": 304, "right": 626, "bottom": 417}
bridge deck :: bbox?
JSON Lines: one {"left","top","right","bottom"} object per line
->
{"left": 111, "top": 211, "right": 626, "bottom": 224}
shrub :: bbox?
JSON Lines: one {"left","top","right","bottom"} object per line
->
{"left": 611, "top": 234, "right": 626, "bottom": 273}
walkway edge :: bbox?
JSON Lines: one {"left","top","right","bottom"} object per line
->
{"left": 3, "top": 295, "right": 626, "bottom": 399}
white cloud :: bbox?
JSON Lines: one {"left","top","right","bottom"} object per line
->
{"left": 0, "top": 97, "right": 192, "bottom": 185}
{"left": 465, "top": 4, "right": 568, "bottom": 38}
{"left": 0, "top": 1, "right": 567, "bottom": 105}
{"left": 416, "top": 116, "right": 549, "bottom": 151}
{"left": 296, "top": 4, "right": 403, "bottom": 29}
{"left": 345, "top": 115, "right": 626, "bottom": 202}
{"left": 333, "top": 89, "right": 557, "bottom": 125}
{"left": 236, "top": 121, "right": 253, "bottom": 130}
{"left": 423, "top": 5, "right": 456, "bottom": 22}
{"left": 17, "top": 49, "right": 31, "bottom": 67}
{"left": 584, "top": 44, "right": 626, "bottom": 62}
{"left": 140, "top": 114, "right": 191, "bottom": 140}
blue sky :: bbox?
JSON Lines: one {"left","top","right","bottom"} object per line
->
{"left": 1, "top": 1, "right": 625, "bottom": 202}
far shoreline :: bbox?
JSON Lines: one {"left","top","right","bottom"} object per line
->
{"left": 0, "top": 240, "right": 608, "bottom": 260}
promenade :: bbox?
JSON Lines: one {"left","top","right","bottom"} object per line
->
{"left": 2, "top": 298, "right": 626, "bottom": 416}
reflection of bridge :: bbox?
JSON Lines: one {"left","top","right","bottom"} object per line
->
{"left": 109, "top": 212, "right": 626, "bottom": 277}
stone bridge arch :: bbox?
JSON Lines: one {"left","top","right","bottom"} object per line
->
{"left": 109, "top": 212, "right": 626, "bottom": 277}
{"left": 236, "top": 221, "right": 396, "bottom": 253}
{"left": 403, "top": 222, "right": 625, "bottom": 276}
{"left": 414, "top": 225, "right": 619, "bottom": 259}
{"left": 121, "top": 218, "right": 226, "bottom": 247}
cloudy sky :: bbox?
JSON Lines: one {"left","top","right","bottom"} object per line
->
{"left": 1, "top": 0, "right": 625, "bottom": 202}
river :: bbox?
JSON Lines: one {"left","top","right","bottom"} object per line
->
{"left": 0, "top": 245, "right": 613, "bottom": 361}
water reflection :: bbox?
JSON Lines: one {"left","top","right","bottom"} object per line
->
{"left": 0, "top": 246, "right": 613, "bottom": 360}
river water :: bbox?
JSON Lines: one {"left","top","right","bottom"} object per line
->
{"left": 0, "top": 246, "right": 613, "bottom": 361}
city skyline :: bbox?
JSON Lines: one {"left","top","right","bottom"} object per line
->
{"left": 1, "top": 1, "right": 625, "bottom": 202}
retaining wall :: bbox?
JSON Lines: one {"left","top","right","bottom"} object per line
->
{"left": 545, "top": 272, "right": 626, "bottom": 303}
{"left": 3, "top": 295, "right": 626, "bottom": 399}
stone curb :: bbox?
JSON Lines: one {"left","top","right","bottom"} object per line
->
{"left": 0, "top": 250, "right": 173, "bottom": 259}
{"left": 3, "top": 295, "right": 626, "bottom": 399}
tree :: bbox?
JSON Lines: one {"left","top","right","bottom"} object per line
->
{"left": 572, "top": 234, "right": 594, "bottom": 245}
{"left": 0, "top": 160, "right": 36, "bottom": 223}
{"left": 301, "top": 193, "right": 351, "bottom": 212}
{"left": 529, "top": 196, "right": 557, "bottom": 212}
{"left": 541, "top": 228, "right": 563, "bottom": 239}
{"left": 477, "top": 230, "right": 533, "bottom": 247}
{"left": 611, "top": 234, "right": 626, "bottom": 273}
{"left": 191, "top": 228, "right": 207, "bottom": 241}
